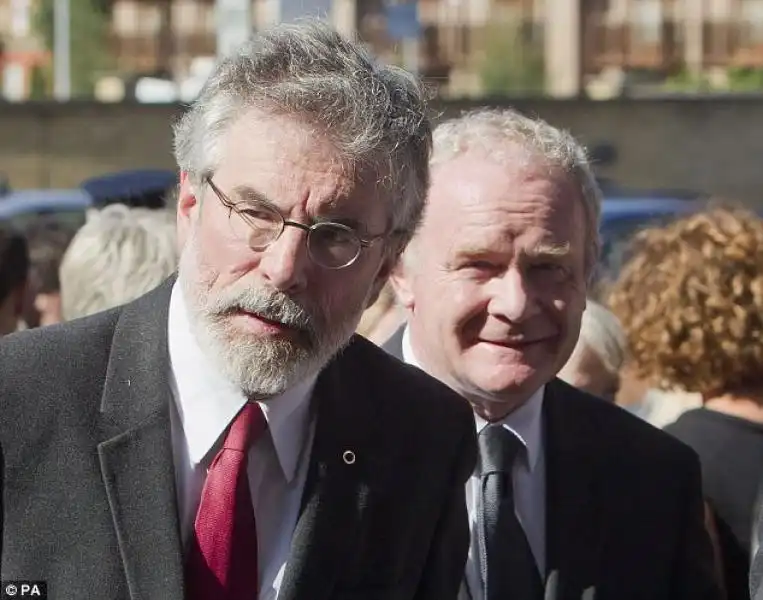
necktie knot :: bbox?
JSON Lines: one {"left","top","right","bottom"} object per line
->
{"left": 478, "top": 424, "right": 525, "bottom": 477}
{"left": 223, "top": 402, "right": 267, "bottom": 452}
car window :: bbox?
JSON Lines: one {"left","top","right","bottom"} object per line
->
{"left": 596, "top": 213, "right": 685, "bottom": 292}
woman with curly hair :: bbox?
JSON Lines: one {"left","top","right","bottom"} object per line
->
{"left": 609, "top": 206, "right": 763, "bottom": 600}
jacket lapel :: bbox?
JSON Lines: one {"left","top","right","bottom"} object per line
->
{"left": 543, "top": 379, "right": 605, "bottom": 599}
{"left": 97, "top": 279, "right": 185, "bottom": 600}
{"left": 278, "top": 339, "right": 384, "bottom": 600}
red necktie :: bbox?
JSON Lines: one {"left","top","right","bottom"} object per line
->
{"left": 185, "top": 402, "right": 267, "bottom": 600}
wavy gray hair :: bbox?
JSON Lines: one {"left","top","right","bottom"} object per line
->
{"left": 426, "top": 108, "right": 602, "bottom": 279}
{"left": 60, "top": 204, "right": 178, "bottom": 320}
{"left": 173, "top": 19, "right": 432, "bottom": 250}
{"left": 570, "top": 299, "right": 627, "bottom": 375}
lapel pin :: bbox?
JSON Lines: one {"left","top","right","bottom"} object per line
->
{"left": 342, "top": 450, "right": 356, "bottom": 465}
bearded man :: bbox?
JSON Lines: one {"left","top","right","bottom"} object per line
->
{"left": 0, "top": 21, "right": 475, "bottom": 600}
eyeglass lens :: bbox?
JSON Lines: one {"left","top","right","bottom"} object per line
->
{"left": 227, "top": 201, "right": 362, "bottom": 268}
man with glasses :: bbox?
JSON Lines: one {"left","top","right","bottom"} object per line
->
{"left": 0, "top": 21, "right": 476, "bottom": 600}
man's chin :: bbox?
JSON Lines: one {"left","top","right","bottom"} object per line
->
{"left": 469, "top": 366, "right": 546, "bottom": 398}
{"left": 220, "top": 348, "right": 311, "bottom": 396}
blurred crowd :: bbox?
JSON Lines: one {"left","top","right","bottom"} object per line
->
{"left": 0, "top": 202, "right": 179, "bottom": 336}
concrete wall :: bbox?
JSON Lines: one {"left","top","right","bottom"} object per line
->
{"left": 2, "top": 98, "right": 763, "bottom": 204}
{"left": 0, "top": 103, "right": 184, "bottom": 189}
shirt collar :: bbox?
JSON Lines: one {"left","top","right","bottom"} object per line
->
{"left": 401, "top": 323, "right": 424, "bottom": 370}
{"left": 402, "top": 324, "right": 544, "bottom": 472}
{"left": 167, "top": 282, "right": 315, "bottom": 483}
{"left": 473, "top": 387, "right": 544, "bottom": 473}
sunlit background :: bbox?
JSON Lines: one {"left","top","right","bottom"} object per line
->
{"left": 4, "top": 0, "right": 763, "bottom": 102}
{"left": 3, "top": 1, "right": 763, "bottom": 219}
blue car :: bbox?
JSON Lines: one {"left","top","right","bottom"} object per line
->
{"left": 0, "top": 169, "right": 178, "bottom": 233}
{"left": 597, "top": 195, "right": 701, "bottom": 284}
{"left": 0, "top": 188, "right": 93, "bottom": 231}
{"left": 80, "top": 169, "right": 177, "bottom": 209}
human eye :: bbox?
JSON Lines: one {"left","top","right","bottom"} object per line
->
{"left": 530, "top": 261, "right": 569, "bottom": 281}
{"left": 313, "top": 224, "right": 357, "bottom": 247}
{"left": 463, "top": 259, "right": 497, "bottom": 270}
{"left": 239, "top": 202, "right": 279, "bottom": 224}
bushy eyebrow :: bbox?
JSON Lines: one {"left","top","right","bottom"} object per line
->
{"left": 452, "top": 241, "right": 571, "bottom": 261}
{"left": 230, "top": 184, "right": 367, "bottom": 232}
{"left": 230, "top": 184, "right": 273, "bottom": 206}
{"left": 524, "top": 242, "right": 571, "bottom": 260}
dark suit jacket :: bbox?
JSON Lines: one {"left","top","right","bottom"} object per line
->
{"left": 0, "top": 282, "right": 477, "bottom": 600}
{"left": 384, "top": 327, "right": 722, "bottom": 600}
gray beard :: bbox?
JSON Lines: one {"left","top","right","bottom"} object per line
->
{"left": 177, "top": 236, "right": 362, "bottom": 398}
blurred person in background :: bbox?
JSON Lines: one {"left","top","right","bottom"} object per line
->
{"left": 59, "top": 204, "right": 178, "bottom": 320}
{"left": 21, "top": 219, "right": 75, "bottom": 328}
{"left": 557, "top": 298, "right": 626, "bottom": 400}
{"left": 615, "top": 374, "right": 702, "bottom": 428}
{"left": 0, "top": 222, "right": 29, "bottom": 336}
{"left": 356, "top": 281, "right": 404, "bottom": 345}
{"left": 0, "top": 174, "right": 10, "bottom": 196}
{"left": 609, "top": 207, "right": 763, "bottom": 600}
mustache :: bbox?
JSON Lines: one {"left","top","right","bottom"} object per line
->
{"left": 205, "top": 285, "right": 317, "bottom": 334}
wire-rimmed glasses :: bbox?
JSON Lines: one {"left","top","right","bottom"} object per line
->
{"left": 205, "top": 177, "right": 386, "bottom": 270}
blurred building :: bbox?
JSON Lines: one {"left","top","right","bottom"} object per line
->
{"left": 0, "top": 0, "right": 47, "bottom": 100}
{"left": 3, "top": 0, "right": 763, "bottom": 100}
{"left": 110, "top": 0, "right": 213, "bottom": 79}
{"left": 97, "top": 0, "right": 763, "bottom": 98}
{"left": 364, "top": 0, "right": 763, "bottom": 98}
{"left": 108, "top": 0, "right": 354, "bottom": 91}
{"left": 582, "top": 0, "right": 763, "bottom": 97}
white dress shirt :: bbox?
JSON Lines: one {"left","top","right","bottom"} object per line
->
{"left": 402, "top": 326, "right": 546, "bottom": 600}
{"left": 167, "top": 283, "right": 316, "bottom": 600}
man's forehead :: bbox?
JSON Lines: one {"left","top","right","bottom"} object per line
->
{"left": 222, "top": 117, "right": 336, "bottom": 169}
{"left": 214, "top": 160, "right": 388, "bottom": 235}
{"left": 445, "top": 225, "right": 573, "bottom": 253}
{"left": 222, "top": 111, "right": 380, "bottom": 173}
{"left": 432, "top": 132, "right": 535, "bottom": 163}
{"left": 421, "top": 155, "right": 584, "bottom": 253}
{"left": 223, "top": 111, "right": 382, "bottom": 176}
{"left": 428, "top": 158, "right": 578, "bottom": 220}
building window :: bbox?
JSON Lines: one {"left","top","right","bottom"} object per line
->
{"left": 631, "top": 0, "right": 662, "bottom": 46}
{"left": 741, "top": 0, "right": 763, "bottom": 44}
{"left": 113, "top": 1, "right": 139, "bottom": 35}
